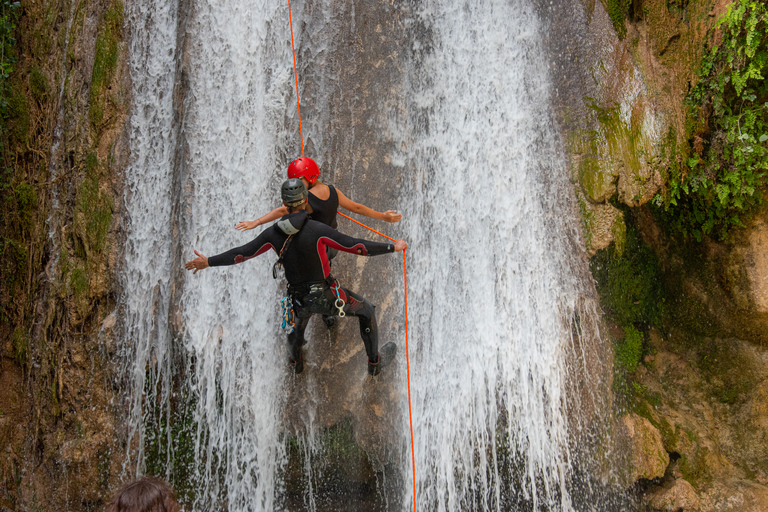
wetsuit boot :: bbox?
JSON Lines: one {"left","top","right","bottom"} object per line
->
{"left": 289, "top": 353, "right": 304, "bottom": 374}
{"left": 368, "top": 342, "right": 397, "bottom": 376}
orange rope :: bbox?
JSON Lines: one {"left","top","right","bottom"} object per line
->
{"left": 286, "top": 0, "right": 304, "bottom": 157}
{"left": 339, "top": 212, "right": 417, "bottom": 511}
{"left": 285, "top": 3, "right": 416, "bottom": 506}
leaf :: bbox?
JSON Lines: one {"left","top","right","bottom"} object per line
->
{"left": 760, "top": 134, "right": 768, "bottom": 142}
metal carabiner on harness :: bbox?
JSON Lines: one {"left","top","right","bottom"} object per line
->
{"left": 331, "top": 284, "right": 346, "bottom": 318}
{"left": 281, "top": 296, "right": 295, "bottom": 334}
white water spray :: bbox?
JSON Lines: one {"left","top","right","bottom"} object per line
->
{"left": 390, "top": 1, "right": 602, "bottom": 510}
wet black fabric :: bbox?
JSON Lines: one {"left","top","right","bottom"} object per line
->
{"left": 308, "top": 184, "right": 339, "bottom": 228}
{"left": 207, "top": 213, "right": 393, "bottom": 286}
{"left": 287, "top": 287, "right": 378, "bottom": 363}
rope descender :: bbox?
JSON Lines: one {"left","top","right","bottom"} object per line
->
{"left": 331, "top": 283, "right": 346, "bottom": 318}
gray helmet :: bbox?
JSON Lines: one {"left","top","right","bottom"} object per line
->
{"left": 281, "top": 178, "right": 308, "bottom": 206}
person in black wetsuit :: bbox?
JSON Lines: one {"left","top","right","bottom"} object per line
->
{"left": 235, "top": 157, "right": 402, "bottom": 329}
{"left": 185, "top": 179, "right": 407, "bottom": 376}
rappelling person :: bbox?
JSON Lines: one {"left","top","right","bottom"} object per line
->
{"left": 184, "top": 179, "right": 406, "bottom": 376}
{"left": 235, "top": 157, "right": 402, "bottom": 329}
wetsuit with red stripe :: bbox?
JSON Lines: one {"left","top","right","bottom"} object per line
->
{"left": 207, "top": 211, "right": 394, "bottom": 364}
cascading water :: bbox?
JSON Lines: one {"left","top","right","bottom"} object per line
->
{"left": 122, "top": 0, "right": 616, "bottom": 511}
{"left": 390, "top": 1, "right": 608, "bottom": 510}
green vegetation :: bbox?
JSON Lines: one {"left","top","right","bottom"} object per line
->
{"left": 89, "top": 1, "right": 123, "bottom": 128}
{"left": 605, "top": 0, "right": 631, "bottom": 40}
{"left": 616, "top": 325, "right": 643, "bottom": 374}
{"left": 144, "top": 393, "right": 199, "bottom": 504}
{"left": 590, "top": 223, "right": 665, "bottom": 328}
{"left": 0, "top": 1, "right": 20, "bottom": 111}
{"left": 591, "top": 221, "right": 665, "bottom": 402}
{"left": 655, "top": 0, "right": 768, "bottom": 241}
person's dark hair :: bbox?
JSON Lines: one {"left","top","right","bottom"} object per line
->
{"left": 107, "top": 476, "right": 180, "bottom": 512}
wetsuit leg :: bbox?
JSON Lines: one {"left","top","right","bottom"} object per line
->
{"left": 287, "top": 309, "right": 312, "bottom": 363}
{"left": 321, "top": 252, "right": 339, "bottom": 328}
{"left": 341, "top": 289, "right": 378, "bottom": 362}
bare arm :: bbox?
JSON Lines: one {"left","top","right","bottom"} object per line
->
{"left": 336, "top": 189, "right": 402, "bottom": 223}
{"left": 235, "top": 205, "right": 289, "bottom": 231}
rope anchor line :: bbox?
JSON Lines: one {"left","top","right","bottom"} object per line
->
{"left": 287, "top": 3, "right": 417, "bottom": 509}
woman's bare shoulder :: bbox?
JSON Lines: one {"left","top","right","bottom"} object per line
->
{"left": 310, "top": 182, "right": 331, "bottom": 200}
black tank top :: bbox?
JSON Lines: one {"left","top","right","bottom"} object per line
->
{"left": 308, "top": 184, "right": 339, "bottom": 229}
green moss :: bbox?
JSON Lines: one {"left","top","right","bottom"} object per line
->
{"left": 590, "top": 221, "right": 665, "bottom": 328}
{"left": 73, "top": 153, "right": 113, "bottom": 257}
{"left": 0, "top": 237, "right": 27, "bottom": 288}
{"left": 14, "top": 183, "right": 37, "bottom": 234}
{"left": 144, "top": 392, "right": 199, "bottom": 504}
{"left": 605, "top": 0, "right": 631, "bottom": 39}
{"left": 5, "top": 85, "right": 30, "bottom": 144}
{"left": 679, "top": 445, "right": 711, "bottom": 487}
{"left": 611, "top": 212, "right": 627, "bottom": 256}
{"left": 29, "top": 67, "right": 49, "bottom": 104}
{"left": 12, "top": 327, "right": 27, "bottom": 364}
{"left": 696, "top": 338, "right": 756, "bottom": 405}
{"left": 69, "top": 268, "right": 88, "bottom": 300}
{"left": 89, "top": 1, "right": 124, "bottom": 128}
{"left": 616, "top": 325, "right": 643, "bottom": 373}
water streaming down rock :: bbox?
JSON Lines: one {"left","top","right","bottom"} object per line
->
{"left": 122, "top": 0, "right": 181, "bottom": 474}
{"left": 121, "top": 0, "right": 616, "bottom": 510}
{"left": 389, "top": 1, "right": 613, "bottom": 510}
{"left": 123, "top": 0, "right": 305, "bottom": 509}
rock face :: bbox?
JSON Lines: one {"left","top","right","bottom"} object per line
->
{"left": 619, "top": 413, "right": 669, "bottom": 484}
{"left": 741, "top": 219, "right": 768, "bottom": 313}
{"left": 0, "top": 0, "right": 130, "bottom": 510}
{"left": 543, "top": 1, "right": 768, "bottom": 510}
{"left": 631, "top": 332, "right": 768, "bottom": 511}
{"left": 647, "top": 475, "right": 701, "bottom": 511}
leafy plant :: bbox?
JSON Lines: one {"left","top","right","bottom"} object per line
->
{"left": 655, "top": 0, "right": 768, "bottom": 241}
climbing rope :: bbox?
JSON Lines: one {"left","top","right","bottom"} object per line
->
{"left": 287, "top": 0, "right": 304, "bottom": 157}
{"left": 286, "top": 4, "right": 417, "bottom": 509}
{"left": 338, "top": 212, "right": 417, "bottom": 512}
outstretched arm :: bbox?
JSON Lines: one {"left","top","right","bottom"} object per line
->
{"left": 235, "top": 206, "right": 289, "bottom": 231}
{"left": 184, "top": 229, "right": 280, "bottom": 274}
{"left": 337, "top": 189, "right": 402, "bottom": 223}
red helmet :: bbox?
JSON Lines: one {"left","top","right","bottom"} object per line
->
{"left": 287, "top": 157, "right": 320, "bottom": 184}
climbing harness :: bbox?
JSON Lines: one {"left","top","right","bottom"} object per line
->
{"left": 286, "top": 4, "right": 416, "bottom": 509}
{"left": 281, "top": 296, "right": 295, "bottom": 334}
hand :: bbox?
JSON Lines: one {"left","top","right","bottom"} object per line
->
{"left": 394, "top": 239, "right": 407, "bottom": 252}
{"left": 235, "top": 220, "right": 258, "bottom": 231}
{"left": 184, "top": 250, "right": 209, "bottom": 274}
{"left": 382, "top": 210, "right": 402, "bottom": 223}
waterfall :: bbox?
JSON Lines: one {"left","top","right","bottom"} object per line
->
{"left": 122, "top": 0, "right": 614, "bottom": 510}
{"left": 390, "top": 1, "right": 606, "bottom": 510}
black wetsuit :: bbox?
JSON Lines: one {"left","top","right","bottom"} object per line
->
{"left": 207, "top": 211, "right": 394, "bottom": 364}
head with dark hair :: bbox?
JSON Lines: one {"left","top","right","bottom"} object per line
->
{"left": 107, "top": 476, "right": 180, "bottom": 512}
